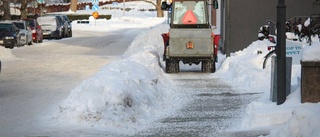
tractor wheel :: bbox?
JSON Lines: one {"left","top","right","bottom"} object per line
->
{"left": 165, "top": 59, "right": 173, "bottom": 73}
{"left": 211, "top": 60, "right": 216, "bottom": 73}
{"left": 201, "top": 60, "right": 212, "bottom": 73}
{"left": 166, "top": 58, "right": 179, "bottom": 73}
{"left": 173, "top": 59, "right": 179, "bottom": 73}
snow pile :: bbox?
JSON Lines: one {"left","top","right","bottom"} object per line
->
{"left": 216, "top": 39, "right": 275, "bottom": 93}
{"left": 301, "top": 42, "right": 320, "bottom": 61}
{"left": 218, "top": 38, "right": 320, "bottom": 136}
{"left": 55, "top": 24, "right": 176, "bottom": 134}
{"left": 269, "top": 97, "right": 320, "bottom": 137}
{"left": 0, "top": 46, "right": 15, "bottom": 60}
{"left": 242, "top": 87, "right": 320, "bottom": 137}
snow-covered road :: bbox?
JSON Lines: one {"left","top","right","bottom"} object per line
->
{"left": 0, "top": 28, "right": 145, "bottom": 136}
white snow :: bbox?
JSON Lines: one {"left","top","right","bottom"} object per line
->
{"left": 304, "top": 18, "right": 311, "bottom": 27}
{"left": 216, "top": 39, "right": 320, "bottom": 137}
{"left": 1, "top": 1, "right": 320, "bottom": 137}
{"left": 302, "top": 42, "right": 320, "bottom": 61}
{"left": 51, "top": 23, "right": 179, "bottom": 134}
{"left": 0, "top": 46, "right": 15, "bottom": 60}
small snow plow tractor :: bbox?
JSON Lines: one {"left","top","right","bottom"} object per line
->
{"left": 161, "top": 0, "right": 218, "bottom": 73}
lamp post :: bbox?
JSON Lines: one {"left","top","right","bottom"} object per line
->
{"left": 226, "top": 0, "right": 230, "bottom": 57}
{"left": 276, "top": 0, "right": 286, "bottom": 105}
{"left": 223, "top": 0, "right": 230, "bottom": 57}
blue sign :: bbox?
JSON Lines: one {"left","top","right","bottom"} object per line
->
{"left": 112, "top": 2, "right": 118, "bottom": 6}
{"left": 85, "top": 5, "right": 90, "bottom": 11}
{"left": 92, "top": 0, "right": 99, "bottom": 4}
{"left": 92, "top": 4, "right": 99, "bottom": 11}
{"left": 37, "top": 0, "right": 44, "bottom": 3}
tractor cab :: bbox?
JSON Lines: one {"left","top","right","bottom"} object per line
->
{"left": 169, "top": 0, "right": 210, "bottom": 28}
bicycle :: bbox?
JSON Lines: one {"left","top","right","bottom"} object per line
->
{"left": 262, "top": 45, "right": 276, "bottom": 69}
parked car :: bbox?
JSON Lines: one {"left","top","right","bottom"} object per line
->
{"left": 10, "top": 20, "right": 33, "bottom": 46}
{"left": 61, "top": 14, "right": 72, "bottom": 37}
{"left": 24, "top": 18, "right": 43, "bottom": 43}
{"left": 56, "top": 15, "right": 68, "bottom": 38}
{"left": 0, "top": 21, "right": 21, "bottom": 48}
{"left": 43, "top": 14, "right": 68, "bottom": 38}
{"left": 37, "top": 16, "right": 63, "bottom": 39}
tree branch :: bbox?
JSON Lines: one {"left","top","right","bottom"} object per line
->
{"left": 140, "top": 0, "right": 157, "bottom": 8}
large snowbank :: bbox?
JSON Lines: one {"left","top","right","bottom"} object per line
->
{"left": 216, "top": 38, "right": 320, "bottom": 137}
{"left": 215, "top": 39, "right": 276, "bottom": 93}
{"left": 53, "top": 24, "right": 178, "bottom": 134}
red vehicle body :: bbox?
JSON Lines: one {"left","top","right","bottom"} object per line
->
{"left": 24, "top": 18, "right": 43, "bottom": 43}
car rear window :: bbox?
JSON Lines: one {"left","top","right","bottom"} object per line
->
{"left": 37, "top": 17, "right": 57, "bottom": 26}
{"left": 13, "top": 22, "right": 25, "bottom": 29}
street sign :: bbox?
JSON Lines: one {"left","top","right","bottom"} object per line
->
{"left": 37, "top": 0, "right": 44, "bottom": 3}
{"left": 285, "top": 40, "right": 303, "bottom": 65}
{"left": 92, "top": 11, "right": 99, "bottom": 19}
{"left": 112, "top": 2, "right": 118, "bottom": 6}
{"left": 92, "top": 4, "right": 99, "bottom": 11}
{"left": 85, "top": 5, "right": 90, "bottom": 11}
{"left": 92, "top": 0, "right": 99, "bottom": 4}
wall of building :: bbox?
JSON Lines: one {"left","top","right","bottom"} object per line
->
{"left": 223, "top": 0, "right": 320, "bottom": 53}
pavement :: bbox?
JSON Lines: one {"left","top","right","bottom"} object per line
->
{"left": 133, "top": 72, "right": 270, "bottom": 137}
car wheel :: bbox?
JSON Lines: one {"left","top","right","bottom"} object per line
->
{"left": 62, "top": 30, "right": 66, "bottom": 38}
{"left": 34, "top": 36, "right": 38, "bottom": 43}
{"left": 56, "top": 32, "right": 62, "bottom": 39}
{"left": 28, "top": 37, "right": 32, "bottom": 45}
{"left": 13, "top": 40, "right": 18, "bottom": 48}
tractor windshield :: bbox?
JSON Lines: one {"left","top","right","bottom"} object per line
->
{"left": 172, "top": 1, "right": 207, "bottom": 25}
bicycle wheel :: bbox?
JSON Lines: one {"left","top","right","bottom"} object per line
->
{"left": 263, "top": 50, "right": 276, "bottom": 69}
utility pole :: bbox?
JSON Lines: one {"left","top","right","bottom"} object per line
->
{"left": 123, "top": 0, "right": 125, "bottom": 16}
{"left": 276, "top": 0, "right": 286, "bottom": 105}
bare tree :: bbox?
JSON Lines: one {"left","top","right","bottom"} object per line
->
{"left": 141, "top": 0, "right": 164, "bottom": 17}
{"left": 70, "top": 0, "right": 77, "bottom": 12}
{"left": 19, "top": 0, "right": 32, "bottom": 19}
{"left": 3, "top": 0, "right": 11, "bottom": 20}
{"left": 0, "top": 1, "right": 3, "bottom": 12}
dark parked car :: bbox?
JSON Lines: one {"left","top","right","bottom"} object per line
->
{"left": 61, "top": 14, "right": 72, "bottom": 37}
{"left": 37, "top": 16, "right": 63, "bottom": 39}
{"left": 0, "top": 22, "right": 20, "bottom": 48}
{"left": 24, "top": 18, "right": 43, "bottom": 43}
{"left": 55, "top": 15, "right": 68, "bottom": 38}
